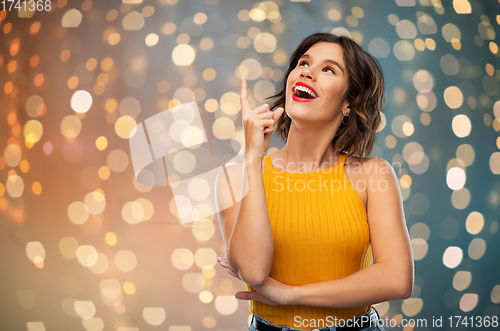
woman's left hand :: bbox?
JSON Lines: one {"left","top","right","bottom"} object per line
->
{"left": 217, "top": 256, "right": 295, "bottom": 306}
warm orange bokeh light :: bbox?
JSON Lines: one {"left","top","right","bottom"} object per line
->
{"left": 32, "top": 181, "right": 43, "bottom": 195}
{"left": 12, "top": 208, "right": 24, "bottom": 223}
{"left": 34, "top": 73, "right": 45, "bottom": 87}
{"left": 3, "top": 22, "right": 12, "bottom": 34}
{"left": 7, "top": 60, "right": 17, "bottom": 73}
{"left": 20, "top": 160, "right": 30, "bottom": 173}
{"left": 7, "top": 112, "right": 17, "bottom": 125}
{"left": 30, "top": 55, "right": 40, "bottom": 67}
{"left": 4, "top": 81, "right": 13, "bottom": 94}
{"left": 30, "top": 21, "right": 41, "bottom": 34}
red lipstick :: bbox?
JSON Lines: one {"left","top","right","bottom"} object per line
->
{"left": 291, "top": 82, "right": 318, "bottom": 102}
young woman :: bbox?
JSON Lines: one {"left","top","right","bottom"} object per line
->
{"left": 216, "top": 33, "right": 414, "bottom": 331}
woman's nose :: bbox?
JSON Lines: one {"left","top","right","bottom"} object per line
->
{"left": 300, "top": 68, "right": 314, "bottom": 80}
{"left": 300, "top": 72, "right": 312, "bottom": 79}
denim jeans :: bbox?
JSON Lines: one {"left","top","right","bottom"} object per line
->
{"left": 248, "top": 307, "right": 387, "bottom": 331}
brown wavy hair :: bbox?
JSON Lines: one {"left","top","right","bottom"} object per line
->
{"left": 265, "top": 32, "right": 385, "bottom": 158}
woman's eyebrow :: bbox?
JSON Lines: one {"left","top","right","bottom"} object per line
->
{"left": 299, "top": 54, "right": 345, "bottom": 74}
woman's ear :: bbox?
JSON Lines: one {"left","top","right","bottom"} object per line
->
{"left": 340, "top": 95, "right": 351, "bottom": 115}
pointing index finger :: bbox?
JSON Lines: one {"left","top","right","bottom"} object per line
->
{"left": 240, "top": 76, "right": 251, "bottom": 116}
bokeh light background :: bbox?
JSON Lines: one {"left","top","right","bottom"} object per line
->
{"left": 1, "top": 0, "right": 500, "bottom": 330}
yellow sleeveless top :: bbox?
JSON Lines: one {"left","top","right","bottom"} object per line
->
{"left": 244, "top": 153, "right": 372, "bottom": 330}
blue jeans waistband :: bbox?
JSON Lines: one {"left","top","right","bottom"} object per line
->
{"left": 252, "top": 306, "right": 382, "bottom": 331}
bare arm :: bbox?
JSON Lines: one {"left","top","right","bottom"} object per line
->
{"left": 288, "top": 157, "right": 414, "bottom": 307}
{"left": 216, "top": 77, "right": 284, "bottom": 286}
{"left": 215, "top": 159, "right": 274, "bottom": 286}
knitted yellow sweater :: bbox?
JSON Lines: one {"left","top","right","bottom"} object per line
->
{"left": 244, "top": 153, "right": 372, "bottom": 330}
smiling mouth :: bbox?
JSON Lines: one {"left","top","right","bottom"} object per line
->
{"left": 292, "top": 84, "right": 318, "bottom": 99}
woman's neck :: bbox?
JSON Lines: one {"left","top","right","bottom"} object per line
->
{"left": 273, "top": 143, "right": 339, "bottom": 173}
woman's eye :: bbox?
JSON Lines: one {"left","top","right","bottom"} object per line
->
{"left": 299, "top": 61, "right": 308, "bottom": 67}
{"left": 325, "top": 67, "right": 335, "bottom": 74}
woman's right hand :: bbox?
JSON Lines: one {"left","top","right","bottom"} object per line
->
{"left": 218, "top": 256, "right": 281, "bottom": 306}
{"left": 241, "top": 76, "right": 284, "bottom": 161}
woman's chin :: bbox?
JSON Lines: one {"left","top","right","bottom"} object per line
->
{"left": 286, "top": 110, "right": 319, "bottom": 123}
{"left": 286, "top": 102, "right": 316, "bottom": 117}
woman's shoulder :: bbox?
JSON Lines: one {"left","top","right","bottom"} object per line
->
{"left": 344, "top": 155, "right": 396, "bottom": 210}
{"left": 261, "top": 151, "right": 279, "bottom": 174}
{"left": 344, "top": 155, "right": 398, "bottom": 201}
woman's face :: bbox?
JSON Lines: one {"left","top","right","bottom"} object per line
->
{"left": 285, "top": 42, "right": 350, "bottom": 124}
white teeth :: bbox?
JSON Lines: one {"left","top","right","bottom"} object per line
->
{"left": 293, "top": 85, "right": 317, "bottom": 98}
